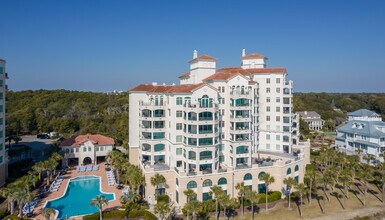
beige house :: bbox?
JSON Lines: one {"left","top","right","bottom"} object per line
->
{"left": 60, "top": 134, "right": 115, "bottom": 166}
{"left": 129, "top": 50, "right": 310, "bottom": 207}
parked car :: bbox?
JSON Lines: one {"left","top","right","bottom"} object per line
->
{"left": 37, "top": 133, "right": 50, "bottom": 139}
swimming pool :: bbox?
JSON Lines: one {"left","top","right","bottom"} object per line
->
{"left": 44, "top": 176, "right": 115, "bottom": 218}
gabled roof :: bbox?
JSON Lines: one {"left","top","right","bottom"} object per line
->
{"left": 203, "top": 67, "right": 251, "bottom": 81}
{"left": 129, "top": 83, "right": 210, "bottom": 93}
{"left": 189, "top": 54, "right": 217, "bottom": 63}
{"left": 297, "top": 111, "right": 322, "bottom": 119}
{"left": 348, "top": 109, "right": 380, "bottom": 117}
{"left": 60, "top": 134, "right": 115, "bottom": 147}
{"left": 178, "top": 72, "right": 190, "bottom": 79}
{"left": 242, "top": 53, "right": 267, "bottom": 59}
{"left": 337, "top": 120, "right": 385, "bottom": 138}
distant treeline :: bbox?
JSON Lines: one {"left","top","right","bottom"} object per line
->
{"left": 6, "top": 90, "right": 385, "bottom": 144}
{"left": 6, "top": 90, "right": 128, "bottom": 145}
{"left": 294, "top": 93, "right": 385, "bottom": 130}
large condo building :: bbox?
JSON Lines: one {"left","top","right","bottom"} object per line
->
{"left": 0, "top": 59, "right": 7, "bottom": 186}
{"left": 128, "top": 50, "right": 309, "bottom": 207}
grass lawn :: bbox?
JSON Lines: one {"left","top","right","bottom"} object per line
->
{"left": 210, "top": 182, "right": 385, "bottom": 220}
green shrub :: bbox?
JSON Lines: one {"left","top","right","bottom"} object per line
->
{"left": 201, "top": 199, "right": 216, "bottom": 212}
{"left": 3, "top": 214, "right": 19, "bottom": 220}
{"left": 258, "top": 191, "right": 282, "bottom": 204}
{"left": 0, "top": 208, "right": 9, "bottom": 219}
{"left": 128, "top": 210, "right": 157, "bottom": 220}
{"left": 83, "top": 210, "right": 125, "bottom": 220}
{"left": 156, "top": 194, "right": 169, "bottom": 203}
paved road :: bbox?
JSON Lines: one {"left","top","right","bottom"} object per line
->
{"left": 16, "top": 135, "right": 55, "bottom": 161}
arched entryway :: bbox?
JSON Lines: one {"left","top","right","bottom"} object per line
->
{"left": 83, "top": 157, "right": 92, "bottom": 165}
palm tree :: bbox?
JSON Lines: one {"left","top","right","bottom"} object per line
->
{"left": 154, "top": 201, "right": 170, "bottom": 220}
{"left": 358, "top": 165, "right": 373, "bottom": 206}
{"left": 42, "top": 208, "right": 56, "bottom": 220}
{"left": 14, "top": 189, "right": 33, "bottom": 218}
{"left": 32, "top": 161, "right": 46, "bottom": 182}
{"left": 294, "top": 183, "right": 308, "bottom": 218}
{"left": 218, "top": 193, "right": 231, "bottom": 219}
{"left": 305, "top": 167, "right": 316, "bottom": 205}
{"left": 235, "top": 182, "right": 247, "bottom": 216}
{"left": 377, "top": 163, "right": 385, "bottom": 203}
{"left": 209, "top": 185, "right": 224, "bottom": 220}
{"left": 0, "top": 185, "right": 17, "bottom": 214}
{"left": 184, "top": 189, "right": 196, "bottom": 220}
{"left": 150, "top": 173, "right": 166, "bottom": 197}
{"left": 339, "top": 169, "right": 353, "bottom": 208}
{"left": 244, "top": 189, "right": 260, "bottom": 220}
{"left": 90, "top": 195, "right": 109, "bottom": 220}
{"left": 185, "top": 200, "right": 200, "bottom": 220}
{"left": 119, "top": 190, "right": 140, "bottom": 205}
{"left": 283, "top": 177, "right": 296, "bottom": 209}
{"left": 259, "top": 172, "right": 275, "bottom": 212}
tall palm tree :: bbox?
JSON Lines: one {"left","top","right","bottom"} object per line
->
{"left": 42, "top": 208, "right": 56, "bottom": 220}
{"left": 294, "top": 183, "right": 308, "bottom": 218}
{"left": 339, "top": 169, "right": 353, "bottom": 208}
{"left": 150, "top": 173, "right": 166, "bottom": 197}
{"left": 305, "top": 167, "right": 316, "bottom": 205}
{"left": 14, "top": 189, "right": 33, "bottom": 218}
{"left": 154, "top": 201, "right": 170, "bottom": 220}
{"left": 185, "top": 200, "right": 200, "bottom": 220}
{"left": 245, "top": 189, "right": 260, "bottom": 220}
{"left": 358, "top": 164, "right": 373, "bottom": 206}
{"left": 259, "top": 172, "right": 275, "bottom": 212}
{"left": 184, "top": 189, "right": 196, "bottom": 220}
{"left": 32, "top": 161, "right": 46, "bottom": 182}
{"left": 283, "top": 177, "right": 296, "bottom": 209}
{"left": 235, "top": 182, "right": 247, "bottom": 216}
{"left": 377, "top": 162, "right": 385, "bottom": 203}
{"left": 218, "top": 193, "right": 232, "bottom": 219}
{"left": 209, "top": 185, "right": 224, "bottom": 220}
{"left": 0, "top": 185, "right": 16, "bottom": 214}
{"left": 119, "top": 190, "right": 140, "bottom": 205}
{"left": 90, "top": 195, "right": 109, "bottom": 220}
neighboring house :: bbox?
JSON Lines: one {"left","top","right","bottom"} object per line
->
{"left": 297, "top": 111, "right": 325, "bottom": 131}
{"left": 0, "top": 59, "right": 7, "bottom": 186}
{"left": 336, "top": 109, "right": 385, "bottom": 160}
{"left": 60, "top": 134, "right": 115, "bottom": 166}
{"left": 128, "top": 50, "right": 310, "bottom": 207}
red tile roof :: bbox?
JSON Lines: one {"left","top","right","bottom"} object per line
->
{"left": 178, "top": 72, "right": 190, "bottom": 79}
{"left": 129, "top": 83, "right": 207, "bottom": 93}
{"left": 60, "top": 134, "right": 115, "bottom": 147}
{"left": 203, "top": 67, "right": 286, "bottom": 81}
{"left": 189, "top": 54, "right": 217, "bottom": 63}
{"left": 242, "top": 53, "right": 267, "bottom": 59}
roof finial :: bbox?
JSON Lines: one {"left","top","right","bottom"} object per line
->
{"left": 242, "top": 49, "right": 246, "bottom": 57}
{"left": 193, "top": 50, "right": 198, "bottom": 59}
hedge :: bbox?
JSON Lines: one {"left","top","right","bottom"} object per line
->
{"left": 156, "top": 194, "right": 169, "bottom": 203}
{"left": 83, "top": 209, "right": 156, "bottom": 220}
{"left": 243, "top": 191, "right": 282, "bottom": 206}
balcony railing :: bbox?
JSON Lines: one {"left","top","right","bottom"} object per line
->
{"left": 230, "top": 90, "right": 250, "bottom": 95}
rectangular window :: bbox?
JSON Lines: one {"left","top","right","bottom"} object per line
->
{"left": 266, "top": 97, "right": 270, "bottom": 102}
{"left": 266, "top": 134, "right": 270, "bottom": 140}
{"left": 266, "top": 144, "right": 270, "bottom": 149}
{"left": 176, "top": 97, "right": 182, "bottom": 105}
{"left": 0, "top": 80, "right": 3, "bottom": 87}
{"left": 199, "top": 138, "right": 213, "bottom": 146}
{"left": 266, "top": 125, "right": 270, "bottom": 131}
{"left": 0, "top": 105, "right": 3, "bottom": 112}
{"left": 266, "top": 106, "right": 270, "bottom": 112}
{"left": 283, "top": 126, "right": 290, "bottom": 132}
{"left": 153, "top": 132, "right": 165, "bottom": 139}
{"left": 88, "top": 147, "right": 91, "bottom": 151}
{"left": 276, "top": 135, "right": 280, "bottom": 141}
{"left": 266, "top": 88, "right": 270, "bottom": 93}
{"left": 176, "top": 135, "right": 183, "bottom": 143}
{"left": 176, "top": 148, "right": 182, "bottom": 155}
{"left": 0, "top": 143, "right": 3, "bottom": 151}
{"left": 266, "top": 116, "right": 270, "bottom": 121}
{"left": 276, "top": 78, "right": 280, "bottom": 83}
{"left": 283, "top": 98, "right": 290, "bottom": 104}
{"left": 276, "top": 97, "right": 280, "bottom": 103}
{"left": 76, "top": 148, "right": 79, "bottom": 152}
{"left": 276, "top": 116, "right": 280, "bottom": 121}
{"left": 176, "top": 111, "right": 183, "bottom": 117}
{"left": 0, "top": 130, "right": 3, "bottom": 138}
{"left": 276, "top": 88, "right": 280, "bottom": 93}
{"left": 96, "top": 147, "right": 99, "bottom": 151}
{"left": 276, "top": 125, "right": 280, "bottom": 131}
{"left": 276, "top": 107, "right": 280, "bottom": 112}
{"left": 0, "top": 156, "right": 2, "bottom": 163}
{"left": 266, "top": 78, "right": 270, "bottom": 84}
{"left": 283, "top": 116, "right": 290, "bottom": 123}
{"left": 276, "top": 145, "right": 280, "bottom": 151}
{"left": 176, "top": 123, "right": 183, "bottom": 130}
{"left": 0, "top": 118, "right": 3, "bottom": 125}
{"left": 219, "top": 155, "right": 224, "bottom": 163}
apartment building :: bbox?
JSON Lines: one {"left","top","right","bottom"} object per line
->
{"left": 0, "top": 59, "right": 7, "bottom": 186}
{"left": 128, "top": 50, "right": 310, "bottom": 207}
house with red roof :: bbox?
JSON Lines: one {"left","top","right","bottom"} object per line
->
{"left": 60, "top": 134, "right": 115, "bottom": 166}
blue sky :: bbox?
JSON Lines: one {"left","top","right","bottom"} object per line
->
{"left": 1, "top": 0, "right": 385, "bottom": 92}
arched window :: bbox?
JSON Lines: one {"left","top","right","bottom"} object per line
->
{"left": 295, "top": 165, "right": 299, "bottom": 172}
{"left": 203, "top": 179, "right": 212, "bottom": 187}
{"left": 258, "top": 172, "right": 266, "bottom": 180}
{"left": 244, "top": 173, "right": 252, "bottom": 180}
{"left": 187, "top": 181, "right": 197, "bottom": 189}
{"left": 142, "top": 109, "right": 152, "bottom": 117}
{"left": 154, "top": 144, "right": 165, "bottom": 152}
{"left": 287, "top": 168, "right": 292, "bottom": 175}
{"left": 142, "top": 143, "right": 151, "bottom": 151}
{"left": 199, "top": 95, "right": 210, "bottom": 107}
{"left": 218, "top": 178, "right": 227, "bottom": 185}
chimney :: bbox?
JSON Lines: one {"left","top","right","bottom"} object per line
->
{"left": 152, "top": 82, "right": 157, "bottom": 86}
{"left": 193, "top": 50, "right": 198, "bottom": 59}
{"left": 242, "top": 49, "right": 246, "bottom": 57}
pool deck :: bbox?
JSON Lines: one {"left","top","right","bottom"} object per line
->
{"left": 33, "top": 163, "right": 123, "bottom": 220}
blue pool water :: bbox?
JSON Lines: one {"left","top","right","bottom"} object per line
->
{"left": 45, "top": 176, "right": 114, "bottom": 218}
